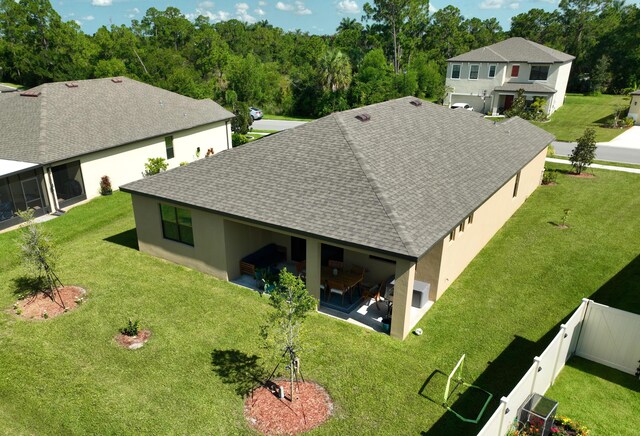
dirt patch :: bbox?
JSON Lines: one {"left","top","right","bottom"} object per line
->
{"left": 245, "top": 380, "right": 333, "bottom": 435}
{"left": 15, "top": 286, "right": 85, "bottom": 320}
{"left": 542, "top": 182, "right": 558, "bottom": 186}
{"left": 114, "top": 329, "right": 152, "bottom": 350}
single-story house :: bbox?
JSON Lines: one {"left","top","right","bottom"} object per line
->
{"left": 445, "top": 37, "right": 574, "bottom": 115}
{"left": 122, "top": 97, "right": 554, "bottom": 340}
{"left": 0, "top": 77, "right": 233, "bottom": 230}
{"left": 629, "top": 90, "right": 640, "bottom": 124}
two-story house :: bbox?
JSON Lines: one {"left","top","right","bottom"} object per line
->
{"left": 445, "top": 37, "right": 574, "bottom": 116}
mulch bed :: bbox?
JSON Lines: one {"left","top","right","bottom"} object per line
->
{"left": 15, "top": 286, "right": 85, "bottom": 320}
{"left": 568, "top": 172, "right": 595, "bottom": 178}
{"left": 114, "top": 329, "right": 152, "bottom": 350}
{"left": 244, "top": 380, "right": 333, "bottom": 435}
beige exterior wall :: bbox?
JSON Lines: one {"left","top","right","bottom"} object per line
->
{"left": 132, "top": 195, "right": 228, "bottom": 279}
{"left": 427, "top": 147, "right": 546, "bottom": 300}
{"left": 629, "top": 94, "right": 640, "bottom": 123}
{"left": 50, "top": 121, "right": 230, "bottom": 202}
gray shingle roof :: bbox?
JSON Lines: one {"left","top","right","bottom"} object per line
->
{"left": 0, "top": 77, "right": 233, "bottom": 165}
{"left": 449, "top": 37, "right": 575, "bottom": 64}
{"left": 122, "top": 97, "right": 554, "bottom": 260}
{"left": 494, "top": 83, "right": 557, "bottom": 93}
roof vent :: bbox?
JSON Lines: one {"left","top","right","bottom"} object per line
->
{"left": 410, "top": 99, "right": 422, "bottom": 107}
{"left": 65, "top": 82, "right": 78, "bottom": 88}
{"left": 19, "top": 90, "right": 41, "bottom": 97}
{"left": 355, "top": 113, "right": 371, "bottom": 122}
{"left": 111, "top": 77, "right": 123, "bottom": 83}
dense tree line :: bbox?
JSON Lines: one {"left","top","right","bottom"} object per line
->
{"left": 1, "top": 0, "right": 638, "bottom": 117}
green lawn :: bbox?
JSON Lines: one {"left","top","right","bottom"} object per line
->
{"left": 550, "top": 155, "right": 640, "bottom": 170}
{"left": 533, "top": 93, "right": 630, "bottom": 142}
{"left": 546, "top": 357, "right": 639, "bottom": 435}
{"left": 0, "top": 166, "right": 639, "bottom": 434}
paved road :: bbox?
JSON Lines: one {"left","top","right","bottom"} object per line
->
{"left": 546, "top": 158, "right": 640, "bottom": 174}
{"left": 552, "top": 141, "right": 640, "bottom": 164}
{"left": 252, "top": 119, "right": 307, "bottom": 131}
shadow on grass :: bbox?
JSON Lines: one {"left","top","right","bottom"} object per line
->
{"left": 211, "top": 349, "right": 268, "bottom": 397}
{"left": 567, "top": 357, "right": 640, "bottom": 391}
{"left": 104, "top": 228, "right": 138, "bottom": 250}
{"left": 11, "top": 276, "right": 47, "bottom": 299}
{"left": 589, "top": 254, "right": 640, "bottom": 315}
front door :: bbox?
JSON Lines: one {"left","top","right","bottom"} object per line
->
{"left": 504, "top": 95, "right": 514, "bottom": 110}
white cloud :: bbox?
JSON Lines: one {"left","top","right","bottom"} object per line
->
{"left": 198, "top": 1, "right": 215, "bottom": 8}
{"left": 82, "top": 15, "right": 95, "bottom": 21}
{"left": 254, "top": 8, "right": 266, "bottom": 16}
{"left": 259, "top": 0, "right": 267, "bottom": 5}
{"left": 187, "top": 9, "right": 231, "bottom": 22}
{"left": 276, "top": 2, "right": 294, "bottom": 11}
{"left": 429, "top": 3, "right": 438, "bottom": 13}
{"left": 337, "top": 0, "right": 359, "bottom": 14}
{"left": 128, "top": 7, "right": 140, "bottom": 18}
{"left": 479, "top": 0, "right": 519, "bottom": 9}
{"left": 74, "top": 20, "right": 82, "bottom": 26}
{"left": 235, "top": 2, "right": 256, "bottom": 22}
{"left": 91, "top": 0, "right": 112, "bottom": 6}
{"left": 295, "top": 1, "right": 311, "bottom": 15}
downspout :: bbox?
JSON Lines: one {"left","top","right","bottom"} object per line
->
{"left": 225, "top": 120, "right": 231, "bottom": 150}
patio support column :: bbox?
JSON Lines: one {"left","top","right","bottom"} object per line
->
{"left": 305, "top": 238, "right": 321, "bottom": 302}
{"left": 390, "top": 259, "right": 416, "bottom": 340}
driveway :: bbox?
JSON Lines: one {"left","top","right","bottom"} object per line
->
{"left": 608, "top": 126, "right": 640, "bottom": 146}
{"left": 252, "top": 119, "right": 307, "bottom": 131}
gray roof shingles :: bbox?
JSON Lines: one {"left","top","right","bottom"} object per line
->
{"left": 494, "top": 83, "right": 557, "bottom": 93}
{"left": 122, "top": 97, "right": 555, "bottom": 260}
{"left": 0, "top": 77, "right": 233, "bottom": 165}
{"left": 449, "top": 37, "right": 575, "bottom": 64}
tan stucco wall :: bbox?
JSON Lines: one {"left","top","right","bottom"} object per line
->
{"left": 430, "top": 147, "right": 546, "bottom": 299}
{"left": 132, "top": 195, "right": 228, "bottom": 279}
{"left": 629, "top": 95, "right": 640, "bottom": 123}
{"left": 55, "top": 121, "right": 230, "bottom": 201}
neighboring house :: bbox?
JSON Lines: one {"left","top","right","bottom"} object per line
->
{"left": 0, "top": 77, "right": 233, "bottom": 230}
{"left": 445, "top": 37, "right": 574, "bottom": 116}
{"left": 122, "top": 97, "right": 554, "bottom": 340}
{"left": 629, "top": 90, "right": 640, "bottom": 124}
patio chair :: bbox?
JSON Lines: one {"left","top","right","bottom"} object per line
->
{"left": 327, "top": 279, "right": 352, "bottom": 306}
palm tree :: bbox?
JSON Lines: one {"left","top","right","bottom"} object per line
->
{"left": 337, "top": 17, "right": 359, "bottom": 32}
{"left": 320, "top": 49, "right": 352, "bottom": 92}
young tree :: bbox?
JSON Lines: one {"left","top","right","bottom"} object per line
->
{"left": 16, "top": 209, "right": 64, "bottom": 307}
{"left": 570, "top": 128, "right": 597, "bottom": 174}
{"left": 260, "top": 269, "right": 316, "bottom": 402}
{"left": 231, "top": 101, "right": 252, "bottom": 135}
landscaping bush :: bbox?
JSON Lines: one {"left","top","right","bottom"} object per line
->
{"left": 623, "top": 117, "right": 634, "bottom": 127}
{"left": 143, "top": 157, "right": 168, "bottom": 177}
{"left": 232, "top": 133, "right": 250, "bottom": 147}
{"left": 99, "top": 175, "right": 112, "bottom": 195}
{"left": 120, "top": 319, "right": 140, "bottom": 337}
{"left": 542, "top": 168, "right": 558, "bottom": 185}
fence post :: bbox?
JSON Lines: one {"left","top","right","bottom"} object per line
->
{"left": 551, "top": 324, "right": 567, "bottom": 385}
{"left": 497, "top": 396, "right": 509, "bottom": 436}
{"left": 530, "top": 356, "right": 542, "bottom": 394}
{"left": 571, "top": 298, "right": 591, "bottom": 356}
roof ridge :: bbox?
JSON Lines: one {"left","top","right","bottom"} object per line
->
{"left": 332, "top": 111, "right": 417, "bottom": 258}
{"left": 37, "top": 87, "right": 48, "bottom": 162}
{"left": 485, "top": 46, "right": 508, "bottom": 62}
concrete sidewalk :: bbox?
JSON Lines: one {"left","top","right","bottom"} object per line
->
{"left": 546, "top": 158, "right": 640, "bottom": 174}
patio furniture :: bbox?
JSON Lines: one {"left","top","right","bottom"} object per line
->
{"left": 239, "top": 243, "right": 287, "bottom": 277}
{"left": 327, "top": 279, "right": 352, "bottom": 305}
{"left": 328, "top": 259, "right": 344, "bottom": 270}
{"left": 360, "top": 281, "right": 382, "bottom": 306}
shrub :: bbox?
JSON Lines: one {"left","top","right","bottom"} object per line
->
{"left": 120, "top": 319, "right": 140, "bottom": 337}
{"left": 547, "top": 144, "right": 555, "bottom": 157}
{"left": 179, "top": 161, "right": 189, "bottom": 166}
{"left": 623, "top": 117, "right": 634, "bottom": 127}
{"left": 570, "top": 128, "right": 597, "bottom": 174}
{"left": 143, "top": 157, "right": 168, "bottom": 177}
{"left": 542, "top": 168, "right": 558, "bottom": 185}
{"left": 232, "top": 133, "right": 250, "bottom": 147}
{"left": 99, "top": 175, "right": 112, "bottom": 195}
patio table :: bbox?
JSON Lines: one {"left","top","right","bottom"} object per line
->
{"left": 320, "top": 266, "right": 363, "bottom": 290}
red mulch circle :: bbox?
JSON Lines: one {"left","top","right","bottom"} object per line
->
{"left": 15, "top": 286, "right": 85, "bottom": 320}
{"left": 245, "top": 380, "right": 333, "bottom": 435}
{"left": 114, "top": 329, "right": 152, "bottom": 350}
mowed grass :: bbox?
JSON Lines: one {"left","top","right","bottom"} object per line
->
{"left": 262, "top": 114, "right": 315, "bottom": 122}
{"left": 533, "top": 93, "right": 630, "bottom": 142}
{"left": 546, "top": 357, "right": 639, "bottom": 435}
{"left": 0, "top": 166, "right": 639, "bottom": 434}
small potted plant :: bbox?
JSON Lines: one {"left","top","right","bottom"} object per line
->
{"left": 100, "top": 175, "right": 112, "bottom": 195}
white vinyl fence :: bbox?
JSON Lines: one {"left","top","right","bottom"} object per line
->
{"left": 478, "top": 299, "right": 640, "bottom": 436}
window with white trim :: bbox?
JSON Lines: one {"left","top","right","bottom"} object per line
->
{"left": 469, "top": 64, "right": 479, "bottom": 80}
{"left": 488, "top": 65, "right": 496, "bottom": 78}
{"left": 451, "top": 64, "right": 461, "bottom": 79}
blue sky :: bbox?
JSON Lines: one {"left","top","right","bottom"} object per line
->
{"left": 55, "top": 0, "right": 587, "bottom": 35}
